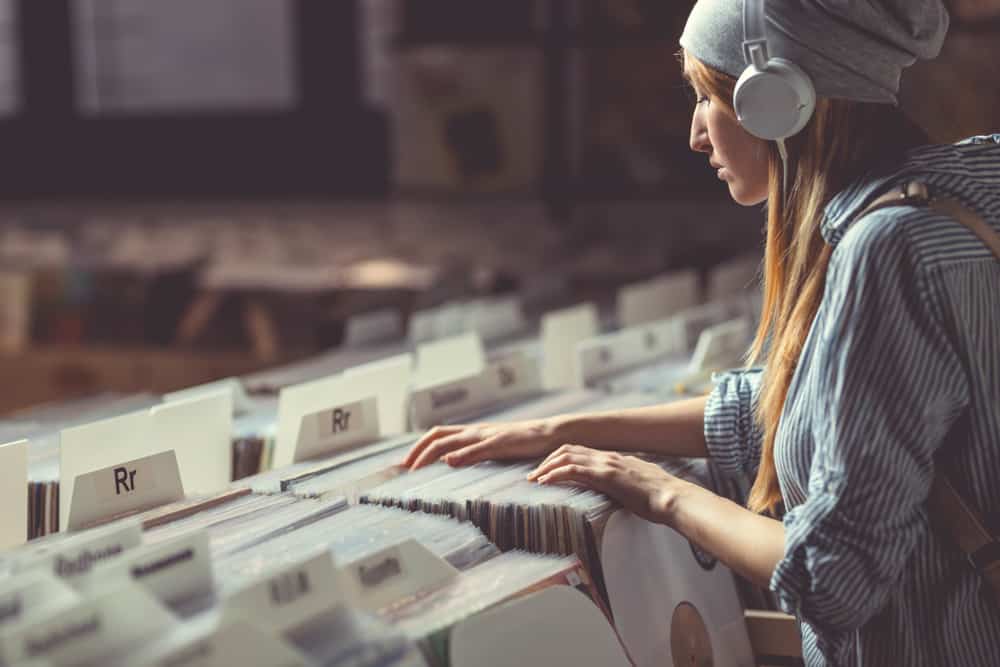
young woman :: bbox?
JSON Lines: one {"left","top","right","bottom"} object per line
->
{"left": 404, "top": 1, "right": 1000, "bottom": 664}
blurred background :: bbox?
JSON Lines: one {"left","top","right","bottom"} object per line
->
{"left": 0, "top": 0, "right": 997, "bottom": 413}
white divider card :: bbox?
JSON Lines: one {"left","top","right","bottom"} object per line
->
{"left": 136, "top": 616, "right": 310, "bottom": 667}
{"left": 344, "top": 308, "right": 404, "bottom": 347}
{"left": 414, "top": 332, "right": 486, "bottom": 389}
{"left": 14, "top": 520, "right": 143, "bottom": 583}
{"left": 341, "top": 354, "right": 413, "bottom": 436}
{"left": 465, "top": 296, "right": 527, "bottom": 343}
{"left": 0, "top": 440, "right": 27, "bottom": 550}
{"left": 687, "top": 318, "right": 752, "bottom": 376}
{"left": 600, "top": 511, "right": 754, "bottom": 667}
{"left": 164, "top": 377, "right": 254, "bottom": 416}
{"left": 576, "top": 318, "right": 685, "bottom": 387}
{"left": 59, "top": 411, "right": 154, "bottom": 531}
{"left": 0, "top": 580, "right": 176, "bottom": 666}
{"left": 223, "top": 550, "right": 347, "bottom": 635}
{"left": 707, "top": 253, "right": 762, "bottom": 301}
{"left": 150, "top": 392, "right": 232, "bottom": 494}
{"left": 78, "top": 530, "right": 212, "bottom": 610}
{"left": 541, "top": 303, "right": 600, "bottom": 390}
{"left": 294, "top": 397, "right": 381, "bottom": 464}
{"left": 341, "top": 538, "right": 459, "bottom": 613}
{"left": 617, "top": 270, "right": 701, "bottom": 329}
{"left": 449, "top": 586, "right": 631, "bottom": 667}
{"left": 0, "top": 572, "right": 80, "bottom": 634}
{"left": 410, "top": 351, "right": 543, "bottom": 430}
{"left": 67, "top": 450, "right": 185, "bottom": 532}
{"left": 274, "top": 373, "right": 348, "bottom": 469}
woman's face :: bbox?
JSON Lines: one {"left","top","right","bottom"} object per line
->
{"left": 685, "top": 68, "right": 770, "bottom": 206}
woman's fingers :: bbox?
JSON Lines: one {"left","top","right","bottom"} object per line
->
{"left": 527, "top": 449, "right": 599, "bottom": 481}
{"left": 409, "top": 429, "right": 486, "bottom": 469}
{"left": 402, "top": 425, "right": 464, "bottom": 468}
{"left": 443, "top": 434, "right": 511, "bottom": 467}
{"left": 530, "top": 444, "right": 593, "bottom": 479}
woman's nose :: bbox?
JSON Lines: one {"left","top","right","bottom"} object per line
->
{"left": 690, "top": 113, "right": 710, "bottom": 154}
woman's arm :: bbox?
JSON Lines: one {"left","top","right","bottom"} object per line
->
{"left": 553, "top": 396, "right": 710, "bottom": 458}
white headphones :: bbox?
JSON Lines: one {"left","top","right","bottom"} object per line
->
{"left": 733, "top": 0, "right": 816, "bottom": 141}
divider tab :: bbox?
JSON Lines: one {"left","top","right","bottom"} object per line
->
{"left": 0, "top": 440, "right": 27, "bottom": 551}
{"left": 342, "top": 354, "right": 413, "bottom": 436}
{"left": 617, "top": 270, "right": 700, "bottom": 328}
{"left": 577, "top": 318, "right": 683, "bottom": 386}
{"left": 341, "top": 538, "right": 459, "bottom": 613}
{"left": 294, "top": 397, "right": 381, "bottom": 463}
{"left": 541, "top": 303, "right": 599, "bottom": 390}
{"left": 688, "top": 318, "right": 752, "bottom": 375}
{"left": 414, "top": 332, "right": 485, "bottom": 388}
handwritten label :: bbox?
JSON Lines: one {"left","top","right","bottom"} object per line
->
{"left": 79, "top": 531, "right": 212, "bottom": 610}
{"left": 0, "top": 582, "right": 174, "bottom": 666}
{"left": 15, "top": 520, "right": 143, "bottom": 583}
{"left": 617, "top": 270, "right": 700, "bottom": 328}
{"left": 0, "top": 440, "right": 27, "bottom": 551}
{"left": 342, "top": 539, "right": 458, "bottom": 613}
{"left": 67, "top": 450, "right": 185, "bottom": 531}
{"left": 0, "top": 572, "right": 79, "bottom": 631}
{"left": 294, "top": 397, "right": 380, "bottom": 463}
{"left": 344, "top": 308, "right": 404, "bottom": 347}
{"left": 223, "top": 550, "right": 345, "bottom": 635}
{"left": 409, "top": 352, "right": 542, "bottom": 430}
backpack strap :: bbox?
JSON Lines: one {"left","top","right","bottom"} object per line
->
{"left": 854, "top": 181, "right": 1000, "bottom": 601}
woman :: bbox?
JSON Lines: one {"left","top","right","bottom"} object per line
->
{"left": 404, "top": 1, "right": 1000, "bottom": 664}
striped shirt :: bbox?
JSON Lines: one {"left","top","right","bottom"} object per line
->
{"left": 704, "top": 135, "right": 1000, "bottom": 666}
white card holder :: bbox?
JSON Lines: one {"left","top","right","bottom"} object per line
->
{"left": 541, "top": 303, "right": 600, "bottom": 390}
{"left": 617, "top": 270, "right": 700, "bottom": 329}
{"left": 576, "top": 318, "right": 684, "bottom": 387}
{"left": 341, "top": 538, "right": 458, "bottom": 613}
{"left": 344, "top": 308, "right": 404, "bottom": 347}
{"left": 66, "top": 450, "right": 185, "bottom": 532}
{"left": 0, "top": 439, "right": 27, "bottom": 551}
{"left": 409, "top": 351, "right": 542, "bottom": 430}
{"left": 222, "top": 549, "right": 347, "bottom": 636}
{"left": 448, "top": 585, "right": 630, "bottom": 667}
{"left": 13, "top": 519, "right": 143, "bottom": 583}
{"left": 76, "top": 530, "right": 213, "bottom": 610}
{"left": 293, "top": 396, "right": 381, "bottom": 463}
{"left": 0, "top": 571, "right": 79, "bottom": 633}
{"left": 135, "top": 616, "right": 310, "bottom": 667}
{"left": 687, "top": 318, "right": 752, "bottom": 376}
{"left": 0, "top": 580, "right": 176, "bottom": 667}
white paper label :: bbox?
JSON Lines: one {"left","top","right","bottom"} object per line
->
{"left": 344, "top": 309, "right": 404, "bottom": 347}
{"left": 617, "top": 270, "right": 700, "bottom": 329}
{"left": 415, "top": 332, "right": 486, "bottom": 388}
{"left": 80, "top": 531, "right": 212, "bottom": 609}
{"left": 0, "top": 582, "right": 175, "bottom": 666}
{"left": 294, "top": 397, "right": 381, "bottom": 463}
{"left": 223, "top": 550, "right": 345, "bottom": 635}
{"left": 67, "top": 450, "right": 185, "bottom": 531}
{"left": 142, "top": 617, "right": 309, "bottom": 667}
{"left": 688, "top": 318, "right": 752, "bottom": 375}
{"left": 410, "top": 352, "right": 542, "bottom": 430}
{"left": 0, "top": 440, "right": 27, "bottom": 551}
{"left": 541, "top": 303, "right": 600, "bottom": 390}
{"left": 16, "top": 520, "right": 143, "bottom": 582}
{"left": 343, "top": 539, "right": 458, "bottom": 613}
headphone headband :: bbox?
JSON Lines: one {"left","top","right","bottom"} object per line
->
{"left": 742, "top": 0, "right": 769, "bottom": 67}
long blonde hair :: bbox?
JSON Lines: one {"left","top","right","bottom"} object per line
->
{"left": 684, "top": 53, "right": 929, "bottom": 514}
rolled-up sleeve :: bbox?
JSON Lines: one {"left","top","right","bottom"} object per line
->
{"left": 769, "top": 213, "right": 969, "bottom": 661}
{"left": 704, "top": 367, "right": 764, "bottom": 476}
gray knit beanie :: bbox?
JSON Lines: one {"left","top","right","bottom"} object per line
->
{"left": 679, "top": 0, "right": 950, "bottom": 104}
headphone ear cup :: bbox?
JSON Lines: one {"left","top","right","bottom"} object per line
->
{"left": 733, "top": 58, "right": 816, "bottom": 141}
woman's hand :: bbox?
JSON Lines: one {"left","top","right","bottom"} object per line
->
{"left": 527, "top": 444, "right": 680, "bottom": 524}
{"left": 403, "top": 418, "right": 562, "bottom": 470}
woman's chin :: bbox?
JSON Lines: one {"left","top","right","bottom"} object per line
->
{"left": 727, "top": 181, "right": 768, "bottom": 207}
